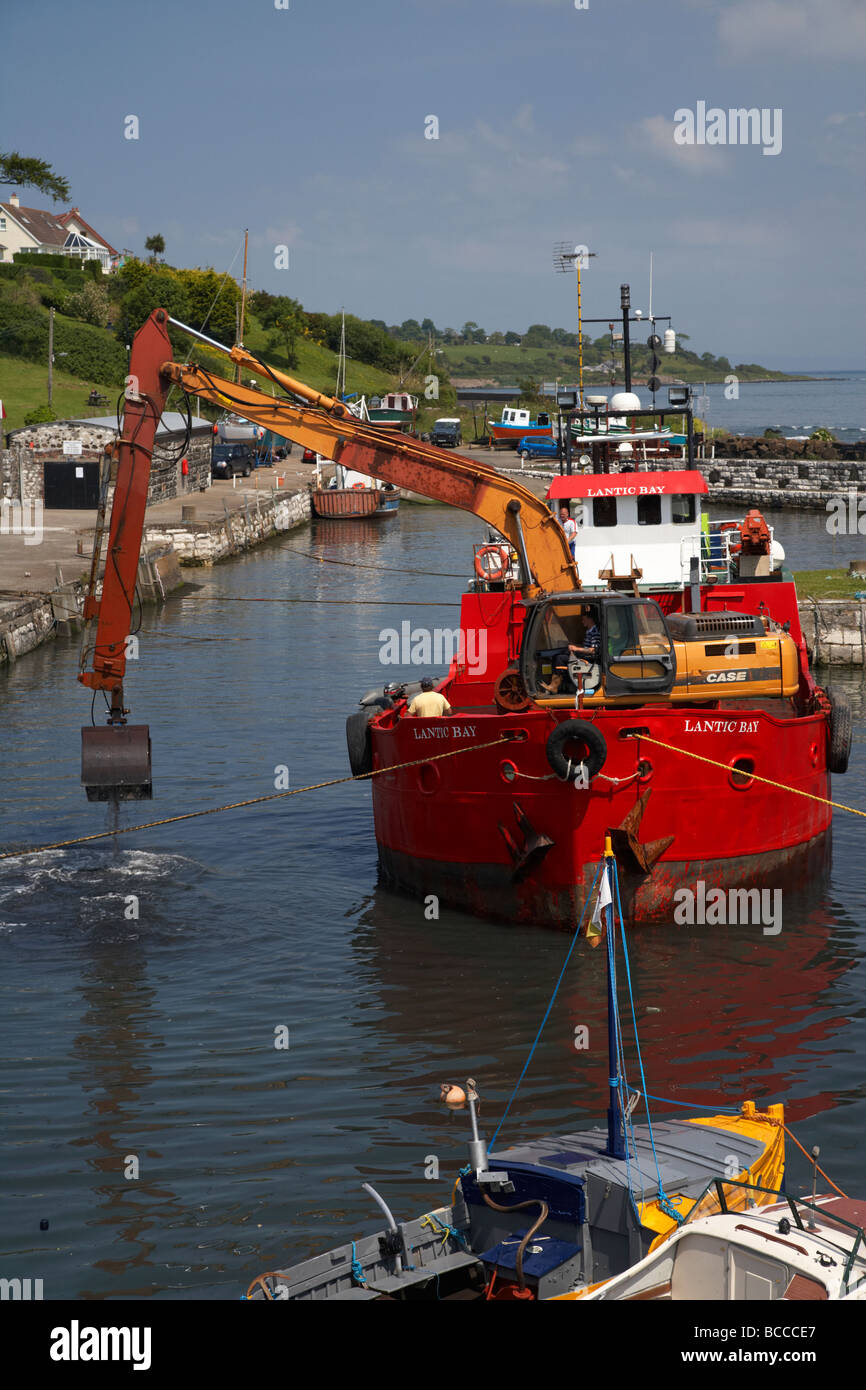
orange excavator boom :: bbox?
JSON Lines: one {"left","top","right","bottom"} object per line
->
{"left": 77, "top": 309, "right": 578, "bottom": 800}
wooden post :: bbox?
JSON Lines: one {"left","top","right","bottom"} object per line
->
{"left": 48, "top": 307, "right": 55, "bottom": 406}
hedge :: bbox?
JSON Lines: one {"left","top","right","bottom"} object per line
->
{"left": 0, "top": 301, "right": 128, "bottom": 384}
{"left": 13, "top": 251, "right": 68, "bottom": 269}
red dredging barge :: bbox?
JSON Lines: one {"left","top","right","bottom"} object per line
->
{"left": 80, "top": 311, "right": 852, "bottom": 928}
{"left": 350, "top": 471, "right": 851, "bottom": 927}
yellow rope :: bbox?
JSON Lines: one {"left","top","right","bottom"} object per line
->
{"left": 627, "top": 734, "right": 866, "bottom": 820}
{"left": 0, "top": 736, "right": 512, "bottom": 862}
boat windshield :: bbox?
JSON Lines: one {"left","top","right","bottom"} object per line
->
{"left": 681, "top": 1177, "right": 866, "bottom": 1291}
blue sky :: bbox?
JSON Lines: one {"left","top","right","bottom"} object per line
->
{"left": 4, "top": 0, "right": 864, "bottom": 368}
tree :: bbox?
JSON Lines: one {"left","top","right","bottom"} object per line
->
{"left": 144, "top": 233, "right": 165, "bottom": 265}
{"left": 260, "top": 295, "right": 305, "bottom": 369}
{"left": 174, "top": 266, "right": 241, "bottom": 346}
{"left": 504, "top": 331, "right": 521, "bottom": 346}
{"left": 523, "top": 323, "right": 554, "bottom": 347}
{"left": 120, "top": 271, "right": 189, "bottom": 342}
{"left": 518, "top": 377, "right": 543, "bottom": 404}
{"left": 0, "top": 152, "right": 70, "bottom": 202}
{"left": 65, "top": 280, "right": 111, "bottom": 328}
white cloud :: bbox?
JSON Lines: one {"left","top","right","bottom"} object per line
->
{"left": 718, "top": 0, "right": 866, "bottom": 61}
{"left": 635, "top": 114, "right": 730, "bottom": 174}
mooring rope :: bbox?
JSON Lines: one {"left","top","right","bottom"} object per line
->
{"left": 0, "top": 736, "right": 512, "bottom": 862}
{"left": 626, "top": 733, "right": 866, "bottom": 819}
{"left": 280, "top": 548, "right": 468, "bottom": 580}
{"left": 173, "top": 595, "right": 456, "bottom": 607}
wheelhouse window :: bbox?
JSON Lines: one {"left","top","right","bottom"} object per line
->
{"left": 593, "top": 497, "right": 617, "bottom": 527}
{"left": 637, "top": 495, "right": 662, "bottom": 526}
{"left": 671, "top": 493, "right": 696, "bottom": 524}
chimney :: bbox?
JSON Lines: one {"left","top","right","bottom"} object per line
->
{"left": 9, "top": 192, "right": 19, "bottom": 207}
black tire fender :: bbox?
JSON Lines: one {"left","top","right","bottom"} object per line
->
{"left": 825, "top": 686, "right": 852, "bottom": 775}
{"left": 545, "top": 718, "right": 607, "bottom": 781}
{"left": 346, "top": 707, "right": 381, "bottom": 777}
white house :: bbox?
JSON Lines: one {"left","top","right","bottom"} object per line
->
{"left": 0, "top": 193, "right": 118, "bottom": 271}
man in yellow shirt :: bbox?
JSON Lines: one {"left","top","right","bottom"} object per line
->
{"left": 407, "top": 678, "right": 452, "bottom": 717}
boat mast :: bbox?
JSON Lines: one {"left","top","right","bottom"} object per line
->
{"left": 235, "top": 228, "right": 249, "bottom": 386}
{"left": 336, "top": 309, "right": 347, "bottom": 400}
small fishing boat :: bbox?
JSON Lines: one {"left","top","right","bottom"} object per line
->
{"left": 488, "top": 406, "right": 554, "bottom": 449}
{"left": 244, "top": 847, "right": 786, "bottom": 1302}
{"left": 561, "top": 1177, "right": 866, "bottom": 1301}
{"left": 368, "top": 391, "right": 417, "bottom": 431}
{"left": 310, "top": 462, "right": 399, "bottom": 520}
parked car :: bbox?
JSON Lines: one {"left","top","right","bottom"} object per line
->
{"left": 518, "top": 435, "right": 560, "bottom": 461}
{"left": 430, "top": 418, "right": 462, "bottom": 447}
{"left": 211, "top": 443, "right": 253, "bottom": 478}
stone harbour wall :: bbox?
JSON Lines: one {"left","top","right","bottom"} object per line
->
{"left": 648, "top": 456, "right": 866, "bottom": 513}
{"left": 798, "top": 598, "right": 866, "bottom": 667}
{"left": 144, "top": 487, "right": 310, "bottom": 564}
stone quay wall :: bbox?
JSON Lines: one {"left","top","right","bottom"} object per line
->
{"left": 646, "top": 456, "right": 866, "bottom": 513}
{"left": 798, "top": 598, "right": 866, "bottom": 668}
{"left": 144, "top": 487, "right": 311, "bottom": 564}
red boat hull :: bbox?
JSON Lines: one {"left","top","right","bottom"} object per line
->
{"left": 369, "top": 704, "right": 832, "bottom": 926}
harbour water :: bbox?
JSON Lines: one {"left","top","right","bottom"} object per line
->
{"left": 628, "top": 370, "right": 865, "bottom": 440}
{"left": 1, "top": 505, "right": 865, "bottom": 1300}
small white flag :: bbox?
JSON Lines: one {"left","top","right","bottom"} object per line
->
{"left": 591, "top": 865, "right": 612, "bottom": 927}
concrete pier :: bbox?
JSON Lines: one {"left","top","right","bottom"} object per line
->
{"left": 0, "top": 462, "right": 315, "bottom": 666}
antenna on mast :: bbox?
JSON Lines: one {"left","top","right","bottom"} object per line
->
{"left": 553, "top": 243, "right": 596, "bottom": 409}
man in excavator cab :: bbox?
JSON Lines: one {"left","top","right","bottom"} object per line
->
{"left": 540, "top": 604, "right": 601, "bottom": 696}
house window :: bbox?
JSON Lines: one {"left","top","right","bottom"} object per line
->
{"left": 0, "top": 218, "right": 5, "bottom": 231}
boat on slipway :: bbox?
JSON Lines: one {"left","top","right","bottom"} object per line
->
{"left": 488, "top": 406, "right": 554, "bottom": 449}
{"left": 244, "top": 850, "right": 786, "bottom": 1303}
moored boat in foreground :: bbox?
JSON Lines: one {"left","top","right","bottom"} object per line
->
{"left": 244, "top": 850, "right": 786, "bottom": 1302}
{"left": 558, "top": 1177, "right": 866, "bottom": 1301}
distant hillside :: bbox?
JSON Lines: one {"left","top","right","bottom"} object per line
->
{"left": 437, "top": 339, "right": 804, "bottom": 389}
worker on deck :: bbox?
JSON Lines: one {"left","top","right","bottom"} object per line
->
{"left": 558, "top": 506, "right": 577, "bottom": 558}
{"left": 407, "top": 678, "right": 452, "bottom": 717}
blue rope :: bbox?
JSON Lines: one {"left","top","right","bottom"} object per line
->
{"left": 612, "top": 861, "right": 685, "bottom": 1224}
{"left": 423, "top": 1211, "right": 467, "bottom": 1249}
{"left": 644, "top": 1092, "right": 739, "bottom": 1114}
{"left": 487, "top": 861, "right": 603, "bottom": 1153}
{"left": 350, "top": 1240, "right": 367, "bottom": 1287}
{"left": 604, "top": 884, "right": 643, "bottom": 1224}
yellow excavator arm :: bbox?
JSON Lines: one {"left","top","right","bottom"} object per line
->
{"left": 160, "top": 326, "right": 579, "bottom": 597}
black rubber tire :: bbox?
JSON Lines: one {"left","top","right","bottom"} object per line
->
{"left": 243, "top": 464, "right": 251, "bottom": 477}
{"left": 346, "top": 708, "right": 379, "bottom": 776}
{"left": 545, "top": 719, "right": 607, "bottom": 780}
{"left": 825, "top": 686, "right": 852, "bottom": 775}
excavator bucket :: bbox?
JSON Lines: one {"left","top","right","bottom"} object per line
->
{"left": 81, "top": 725, "right": 153, "bottom": 801}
